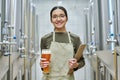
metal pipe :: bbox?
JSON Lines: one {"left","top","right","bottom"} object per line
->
{"left": 114, "top": 49, "right": 118, "bottom": 80}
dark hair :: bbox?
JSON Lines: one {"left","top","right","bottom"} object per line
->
{"left": 50, "top": 6, "right": 68, "bottom": 21}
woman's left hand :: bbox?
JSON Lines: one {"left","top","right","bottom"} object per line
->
{"left": 68, "top": 58, "right": 78, "bottom": 69}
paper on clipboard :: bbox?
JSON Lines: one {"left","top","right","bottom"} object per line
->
{"left": 74, "top": 44, "right": 86, "bottom": 61}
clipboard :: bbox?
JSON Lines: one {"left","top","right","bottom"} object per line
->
{"left": 74, "top": 44, "right": 86, "bottom": 61}
{"left": 68, "top": 44, "right": 86, "bottom": 74}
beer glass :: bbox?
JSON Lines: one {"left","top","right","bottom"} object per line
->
{"left": 41, "top": 49, "right": 51, "bottom": 73}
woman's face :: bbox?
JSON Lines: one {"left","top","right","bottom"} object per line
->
{"left": 51, "top": 9, "right": 68, "bottom": 31}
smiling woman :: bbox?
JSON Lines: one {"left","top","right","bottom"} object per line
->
{"left": 50, "top": 7, "right": 68, "bottom": 32}
{"left": 40, "top": 6, "right": 85, "bottom": 80}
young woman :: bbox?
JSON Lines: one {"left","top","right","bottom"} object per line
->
{"left": 40, "top": 6, "right": 85, "bottom": 80}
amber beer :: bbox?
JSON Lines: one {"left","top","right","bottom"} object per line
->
{"left": 41, "top": 49, "right": 51, "bottom": 73}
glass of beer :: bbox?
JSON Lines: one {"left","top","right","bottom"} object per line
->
{"left": 41, "top": 49, "right": 51, "bottom": 73}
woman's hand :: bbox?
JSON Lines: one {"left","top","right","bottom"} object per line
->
{"left": 68, "top": 58, "right": 78, "bottom": 69}
{"left": 40, "top": 58, "right": 50, "bottom": 68}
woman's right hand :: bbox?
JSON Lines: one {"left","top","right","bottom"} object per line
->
{"left": 40, "top": 58, "right": 50, "bottom": 68}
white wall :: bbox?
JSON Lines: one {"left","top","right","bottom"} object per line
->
{"left": 0, "top": 0, "right": 1, "bottom": 42}
{"left": 35, "top": 1, "right": 89, "bottom": 80}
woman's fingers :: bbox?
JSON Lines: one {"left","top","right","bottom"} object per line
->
{"left": 40, "top": 58, "right": 50, "bottom": 68}
{"left": 68, "top": 58, "right": 78, "bottom": 69}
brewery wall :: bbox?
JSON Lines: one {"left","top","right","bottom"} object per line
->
{"left": 0, "top": 0, "right": 120, "bottom": 80}
{"left": 0, "top": 0, "right": 39, "bottom": 80}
